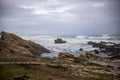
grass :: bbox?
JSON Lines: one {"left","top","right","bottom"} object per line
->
{"left": 0, "top": 63, "right": 119, "bottom": 80}
{"left": 0, "top": 56, "right": 34, "bottom": 62}
{"left": 0, "top": 56, "right": 119, "bottom": 80}
{"left": 87, "top": 62, "right": 104, "bottom": 67}
{"left": 0, "top": 64, "right": 73, "bottom": 80}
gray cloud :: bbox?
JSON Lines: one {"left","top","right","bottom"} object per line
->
{"left": 0, "top": 0, "right": 120, "bottom": 35}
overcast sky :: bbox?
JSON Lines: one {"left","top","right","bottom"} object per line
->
{"left": 0, "top": 0, "right": 120, "bottom": 36}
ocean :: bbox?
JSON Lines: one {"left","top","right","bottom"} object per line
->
{"left": 20, "top": 34, "right": 120, "bottom": 57}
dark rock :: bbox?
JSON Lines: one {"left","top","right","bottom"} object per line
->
{"left": 87, "top": 41, "right": 106, "bottom": 48}
{"left": 47, "top": 64, "right": 67, "bottom": 71}
{"left": 14, "top": 73, "right": 30, "bottom": 80}
{"left": 109, "top": 55, "right": 120, "bottom": 60}
{"left": 87, "top": 41, "right": 96, "bottom": 45}
{"left": 94, "top": 50, "right": 99, "bottom": 54}
{"left": 54, "top": 38, "right": 66, "bottom": 44}
{"left": 58, "top": 52, "right": 74, "bottom": 58}
{"left": 0, "top": 31, "right": 50, "bottom": 57}
{"left": 87, "top": 41, "right": 120, "bottom": 60}
{"left": 79, "top": 48, "right": 83, "bottom": 51}
{"left": 117, "top": 67, "right": 120, "bottom": 70}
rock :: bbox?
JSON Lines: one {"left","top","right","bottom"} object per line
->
{"left": 87, "top": 41, "right": 120, "bottom": 60}
{"left": 0, "top": 41, "right": 33, "bottom": 57}
{"left": 79, "top": 48, "right": 83, "bottom": 51}
{"left": 74, "top": 54, "right": 87, "bottom": 63}
{"left": 47, "top": 64, "right": 67, "bottom": 71}
{"left": 58, "top": 52, "right": 74, "bottom": 58}
{"left": 85, "top": 52, "right": 102, "bottom": 60}
{"left": 87, "top": 41, "right": 106, "bottom": 48}
{"left": 100, "top": 49, "right": 107, "bottom": 53}
{"left": 0, "top": 31, "right": 50, "bottom": 57}
{"left": 14, "top": 73, "right": 30, "bottom": 80}
{"left": 87, "top": 41, "right": 96, "bottom": 45}
{"left": 54, "top": 38, "right": 66, "bottom": 44}
{"left": 94, "top": 50, "right": 99, "bottom": 54}
{"left": 109, "top": 55, "right": 120, "bottom": 60}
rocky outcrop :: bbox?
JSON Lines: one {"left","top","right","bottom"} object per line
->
{"left": 58, "top": 52, "right": 74, "bottom": 58}
{"left": 0, "top": 31, "right": 50, "bottom": 57}
{"left": 85, "top": 52, "right": 102, "bottom": 60}
{"left": 58, "top": 51, "right": 103, "bottom": 61}
{"left": 87, "top": 41, "right": 120, "bottom": 60}
{"left": 54, "top": 38, "right": 66, "bottom": 44}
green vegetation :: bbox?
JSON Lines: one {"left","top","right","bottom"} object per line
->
{"left": 0, "top": 31, "right": 120, "bottom": 80}
{"left": 0, "top": 59, "right": 119, "bottom": 80}
{"left": 87, "top": 62, "right": 104, "bottom": 67}
{"left": 0, "top": 56, "right": 34, "bottom": 62}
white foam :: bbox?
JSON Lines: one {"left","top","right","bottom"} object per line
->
{"left": 76, "top": 35, "right": 88, "bottom": 39}
{"left": 20, "top": 35, "right": 120, "bottom": 57}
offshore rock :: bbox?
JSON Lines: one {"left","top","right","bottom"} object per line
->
{"left": 54, "top": 38, "right": 66, "bottom": 44}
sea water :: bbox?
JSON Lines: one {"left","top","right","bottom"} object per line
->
{"left": 20, "top": 35, "right": 120, "bottom": 57}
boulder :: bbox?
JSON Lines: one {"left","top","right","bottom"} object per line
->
{"left": 58, "top": 52, "right": 74, "bottom": 58}
{"left": 54, "top": 38, "right": 66, "bottom": 44}
{"left": 0, "top": 31, "right": 50, "bottom": 57}
{"left": 79, "top": 48, "right": 83, "bottom": 51}
{"left": 94, "top": 50, "right": 99, "bottom": 54}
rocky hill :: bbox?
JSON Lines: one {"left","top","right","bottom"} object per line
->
{"left": 0, "top": 31, "right": 50, "bottom": 57}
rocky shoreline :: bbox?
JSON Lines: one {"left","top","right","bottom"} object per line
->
{"left": 87, "top": 41, "right": 120, "bottom": 60}
{"left": 0, "top": 31, "right": 120, "bottom": 80}
{"left": 0, "top": 31, "right": 50, "bottom": 57}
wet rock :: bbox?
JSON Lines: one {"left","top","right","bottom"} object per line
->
{"left": 54, "top": 38, "right": 66, "bottom": 44}
{"left": 94, "top": 50, "right": 99, "bottom": 54}
{"left": 87, "top": 41, "right": 106, "bottom": 48}
{"left": 87, "top": 41, "right": 96, "bottom": 45}
{"left": 58, "top": 52, "right": 74, "bottom": 58}
{"left": 0, "top": 31, "right": 50, "bottom": 57}
{"left": 87, "top": 41, "right": 120, "bottom": 60}
{"left": 79, "top": 48, "right": 83, "bottom": 51}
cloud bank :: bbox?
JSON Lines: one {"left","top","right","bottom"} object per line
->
{"left": 0, "top": 0, "right": 120, "bottom": 35}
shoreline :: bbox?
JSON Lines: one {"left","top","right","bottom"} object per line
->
{"left": 0, "top": 31, "right": 120, "bottom": 80}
